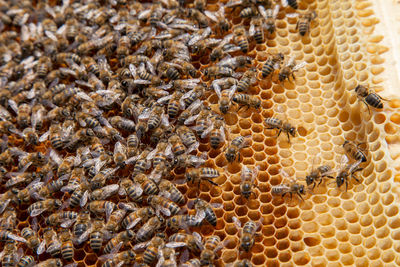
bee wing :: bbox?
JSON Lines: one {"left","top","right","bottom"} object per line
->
{"left": 129, "top": 64, "right": 137, "bottom": 78}
{"left": 273, "top": 4, "right": 281, "bottom": 18}
{"left": 133, "top": 240, "right": 151, "bottom": 251}
{"left": 211, "top": 203, "right": 223, "bottom": 209}
{"left": 281, "top": 0, "right": 288, "bottom": 7}
{"left": 165, "top": 144, "right": 173, "bottom": 159}
{"left": 76, "top": 226, "right": 92, "bottom": 245}
{"left": 228, "top": 85, "right": 237, "bottom": 100}
{"left": 110, "top": 241, "right": 124, "bottom": 255}
{"left": 195, "top": 209, "right": 206, "bottom": 222}
{"left": 101, "top": 184, "right": 120, "bottom": 199}
{"left": 0, "top": 199, "right": 11, "bottom": 214}
{"left": 126, "top": 217, "right": 142, "bottom": 230}
{"left": 286, "top": 12, "right": 299, "bottom": 18}
{"left": 258, "top": 5, "right": 267, "bottom": 18}
{"left": 232, "top": 216, "right": 242, "bottom": 229}
{"left": 98, "top": 252, "right": 118, "bottom": 261}
{"left": 60, "top": 218, "right": 77, "bottom": 228}
{"left": 166, "top": 241, "right": 187, "bottom": 248}
{"left": 30, "top": 207, "right": 47, "bottom": 217}
{"left": 241, "top": 165, "right": 251, "bottom": 181}
{"left": 80, "top": 190, "right": 89, "bottom": 207}
{"left": 201, "top": 122, "right": 214, "bottom": 139}
{"left": 349, "top": 159, "right": 362, "bottom": 173}
{"left": 184, "top": 114, "right": 200, "bottom": 125}
{"left": 157, "top": 94, "right": 173, "bottom": 104}
{"left": 118, "top": 186, "right": 127, "bottom": 196}
{"left": 252, "top": 165, "right": 260, "bottom": 182}
{"left": 212, "top": 81, "right": 222, "bottom": 99}
{"left": 118, "top": 202, "right": 137, "bottom": 211}
{"left": 339, "top": 155, "right": 349, "bottom": 170}
{"left": 8, "top": 99, "right": 18, "bottom": 114}
{"left": 146, "top": 148, "right": 158, "bottom": 161}
{"left": 293, "top": 61, "right": 306, "bottom": 71}
{"left": 46, "top": 239, "right": 61, "bottom": 254}
{"left": 49, "top": 149, "right": 63, "bottom": 166}
{"left": 37, "top": 240, "right": 46, "bottom": 255}
{"left": 249, "top": 23, "right": 255, "bottom": 37}
{"left": 161, "top": 114, "right": 170, "bottom": 127}
{"left": 226, "top": 0, "right": 243, "bottom": 7}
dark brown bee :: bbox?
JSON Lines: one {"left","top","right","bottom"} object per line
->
{"left": 264, "top": 117, "right": 296, "bottom": 143}
{"left": 193, "top": 198, "right": 221, "bottom": 226}
{"left": 204, "top": 7, "right": 229, "bottom": 34}
{"left": 237, "top": 68, "right": 257, "bottom": 92}
{"left": 354, "top": 84, "right": 387, "bottom": 114}
{"left": 342, "top": 140, "right": 368, "bottom": 163}
{"left": 185, "top": 167, "right": 220, "bottom": 186}
{"left": 262, "top": 52, "right": 284, "bottom": 77}
{"left": 233, "top": 25, "right": 249, "bottom": 52}
{"left": 288, "top": 11, "right": 317, "bottom": 36}
{"left": 200, "top": 235, "right": 221, "bottom": 266}
{"left": 133, "top": 233, "right": 165, "bottom": 265}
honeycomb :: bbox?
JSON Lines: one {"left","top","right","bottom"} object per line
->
{"left": 1, "top": 0, "right": 400, "bottom": 267}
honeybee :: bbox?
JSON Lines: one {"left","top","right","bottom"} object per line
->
{"left": 201, "top": 116, "right": 226, "bottom": 149}
{"left": 186, "top": 167, "right": 220, "bottom": 186}
{"left": 22, "top": 128, "right": 38, "bottom": 146}
{"left": 159, "top": 179, "right": 185, "bottom": 205}
{"left": 18, "top": 151, "right": 48, "bottom": 170}
{"left": 126, "top": 134, "right": 140, "bottom": 157}
{"left": 89, "top": 218, "right": 107, "bottom": 252}
{"left": 35, "top": 178, "right": 65, "bottom": 200}
{"left": 112, "top": 141, "right": 127, "bottom": 167}
{"left": 0, "top": 207, "right": 17, "bottom": 231}
{"left": 58, "top": 229, "right": 74, "bottom": 261}
{"left": 278, "top": 56, "right": 306, "bottom": 82}
{"left": 56, "top": 52, "right": 81, "bottom": 64}
{"left": 264, "top": 113, "right": 297, "bottom": 143}
{"left": 0, "top": 241, "right": 19, "bottom": 267}
{"left": 240, "top": 165, "right": 260, "bottom": 199}
{"left": 89, "top": 200, "right": 117, "bottom": 220}
{"left": 99, "top": 249, "right": 136, "bottom": 267}
{"left": 233, "top": 217, "right": 260, "bottom": 252}
{"left": 147, "top": 104, "right": 166, "bottom": 131}
{"left": 82, "top": 56, "right": 100, "bottom": 76}
{"left": 305, "top": 155, "right": 334, "bottom": 189}
{"left": 214, "top": 82, "right": 237, "bottom": 114}
{"left": 205, "top": 6, "right": 229, "bottom": 34}
{"left": 194, "top": 198, "right": 222, "bottom": 227}
{"left": 133, "top": 233, "right": 165, "bottom": 265}
{"left": 262, "top": 52, "right": 284, "bottom": 77}
{"left": 342, "top": 140, "right": 368, "bottom": 164}
{"left": 157, "top": 247, "right": 178, "bottom": 267}
{"left": 37, "top": 56, "right": 52, "bottom": 78}
{"left": 121, "top": 207, "right": 155, "bottom": 230}
{"left": 225, "top": 135, "right": 251, "bottom": 163}
{"left": 17, "top": 255, "right": 35, "bottom": 267}
{"left": 104, "top": 230, "right": 135, "bottom": 254}
{"left": 33, "top": 258, "right": 63, "bottom": 267}
{"left": 118, "top": 178, "right": 143, "bottom": 203}
{"left": 45, "top": 211, "right": 78, "bottom": 227}
{"left": 91, "top": 167, "right": 119, "bottom": 190}
{"left": 237, "top": 68, "right": 257, "bottom": 92}
{"left": 0, "top": 230, "right": 26, "bottom": 243}
{"left": 14, "top": 102, "right": 31, "bottom": 128}
{"left": 134, "top": 173, "right": 159, "bottom": 195}
{"left": 90, "top": 184, "right": 120, "bottom": 202}
{"left": 334, "top": 155, "right": 364, "bottom": 192}
{"left": 28, "top": 199, "right": 62, "bottom": 217}
{"left": 287, "top": 11, "right": 317, "bottom": 36}
{"left": 167, "top": 232, "right": 203, "bottom": 254}
{"left": 187, "top": 8, "right": 209, "bottom": 28}
{"left": 148, "top": 195, "right": 181, "bottom": 217}
{"left": 176, "top": 125, "right": 199, "bottom": 152}
{"left": 21, "top": 224, "right": 41, "bottom": 254}
{"left": 37, "top": 227, "right": 61, "bottom": 257}
{"left": 200, "top": 235, "right": 222, "bottom": 266}
{"left": 354, "top": 84, "right": 387, "bottom": 114}
{"left": 260, "top": 4, "right": 280, "bottom": 35}
{"left": 271, "top": 171, "right": 306, "bottom": 201}
{"left": 136, "top": 216, "right": 164, "bottom": 242}
{"left": 240, "top": 5, "right": 258, "bottom": 18}
{"left": 160, "top": 90, "right": 184, "bottom": 118}
{"left": 166, "top": 214, "right": 202, "bottom": 231}
{"left": 0, "top": 121, "right": 19, "bottom": 135}
{"left": 105, "top": 208, "right": 127, "bottom": 233}
{"left": 204, "top": 66, "right": 234, "bottom": 78}
{"left": 233, "top": 94, "right": 261, "bottom": 111}
{"left": 5, "top": 172, "right": 36, "bottom": 189}
{"left": 208, "top": 35, "right": 239, "bottom": 62}
{"left": 233, "top": 25, "right": 249, "bottom": 52}
{"left": 281, "top": 0, "right": 298, "bottom": 9}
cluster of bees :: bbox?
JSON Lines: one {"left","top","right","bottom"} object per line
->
{"left": 0, "top": 0, "right": 389, "bottom": 267}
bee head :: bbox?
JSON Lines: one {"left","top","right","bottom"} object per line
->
{"left": 305, "top": 175, "right": 313, "bottom": 186}
{"left": 289, "top": 127, "right": 296, "bottom": 137}
{"left": 299, "top": 185, "right": 306, "bottom": 195}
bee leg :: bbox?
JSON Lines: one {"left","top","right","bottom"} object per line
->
{"left": 296, "top": 192, "right": 305, "bottom": 201}
{"left": 312, "top": 182, "right": 317, "bottom": 190}
{"left": 207, "top": 179, "right": 218, "bottom": 186}
{"left": 286, "top": 132, "right": 291, "bottom": 143}
{"left": 275, "top": 129, "right": 282, "bottom": 138}
{"left": 296, "top": 21, "right": 299, "bottom": 30}
{"left": 317, "top": 179, "right": 323, "bottom": 187}
{"left": 292, "top": 73, "right": 296, "bottom": 80}
{"left": 361, "top": 100, "right": 371, "bottom": 115}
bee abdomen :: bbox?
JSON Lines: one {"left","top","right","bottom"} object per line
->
{"left": 143, "top": 247, "right": 157, "bottom": 264}
{"left": 166, "top": 67, "right": 180, "bottom": 80}
{"left": 262, "top": 60, "right": 274, "bottom": 77}
{"left": 90, "top": 232, "right": 102, "bottom": 252}
{"left": 365, "top": 94, "right": 383, "bottom": 109}
{"left": 264, "top": 118, "right": 281, "bottom": 128}
{"left": 167, "top": 102, "right": 180, "bottom": 118}
{"left": 298, "top": 23, "right": 309, "bottom": 36}
{"left": 17, "top": 255, "right": 34, "bottom": 267}
{"left": 61, "top": 242, "right": 74, "bottom": 260}
{"left": 254, "top": 30, "right": 264, "bottom": 43}
{"left": 210, "top": 131, "right": 223, "bottom": 149}
{"left": 142, "top": 181, "right": 159, "bottom": 195}
{"left": 238, "top": 40, "right": 249, "bottom": 52}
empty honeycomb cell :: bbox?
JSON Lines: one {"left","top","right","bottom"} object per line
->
{"left": 278, "top": 251, "right": 292, "bottom": 263}
{"left": 325, "top": 250, "right": 340, "bottom": 261}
